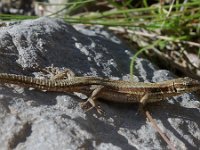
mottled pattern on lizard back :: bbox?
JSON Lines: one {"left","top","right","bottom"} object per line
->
{"left": 1, "top": 73, "right": 200, "bottom": 103}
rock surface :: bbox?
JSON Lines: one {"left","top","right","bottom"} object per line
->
{"left": 0, "top": 17, "right": 199, "bottom": 150}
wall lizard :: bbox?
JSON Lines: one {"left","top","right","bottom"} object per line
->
{"left": 0, "top": 70, "right": 199, "bottom": 113}
{"left": 0, "top": 69, "right": 199, "bottom": 150}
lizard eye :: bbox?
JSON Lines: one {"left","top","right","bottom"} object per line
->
{"left": 183, "top": 78, "right": 200, "bottom": 88}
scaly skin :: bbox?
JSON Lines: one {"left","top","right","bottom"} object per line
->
{"left": 0, "top": 73, "right": 200, "bottom": 103}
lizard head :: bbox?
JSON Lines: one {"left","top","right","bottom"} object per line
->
{"left": 173, "top": 77, "right": 200, "bottom": 93}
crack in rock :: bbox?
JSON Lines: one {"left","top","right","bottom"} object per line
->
{"left": 8, "top": 122, "right": 32, "bottom": 149}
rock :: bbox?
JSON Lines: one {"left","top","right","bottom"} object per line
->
{"left": 0, "top": 17, "right": 199, "bottom": 150}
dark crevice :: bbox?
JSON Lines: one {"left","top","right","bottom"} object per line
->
{"left": 8, "top": 122, "right": 32, "bottom": 149}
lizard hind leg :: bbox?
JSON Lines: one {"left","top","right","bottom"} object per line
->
{"left": 50, "top": 68, "right": 75, "bottom": 80}
{"left": 37, "top": 65, "right": 75, "bottom": 80}
{"left": 80, "top": 85, "right": 105, "bottom": 115}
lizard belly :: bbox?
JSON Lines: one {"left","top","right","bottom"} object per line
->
{"left": 98, "top": 91, "right": 141, "bottom": 103}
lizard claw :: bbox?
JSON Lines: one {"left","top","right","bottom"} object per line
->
{"left": 95, "top": 105, "right": 105, "bottom": 115}
{"left": 79, "top": 101, "right": 92, "bottom": 111}
{"left": 79, "top": 101, "right": 104, "bottom": 115}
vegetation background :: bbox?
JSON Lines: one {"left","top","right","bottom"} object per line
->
{"left": 0, "top": 0, "right": 199, "bottom": 78}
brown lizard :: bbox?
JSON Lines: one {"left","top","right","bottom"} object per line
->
{"left": 0, "top": 68, "right": 199, "bottom": 150}
{"left": 0, "top": 70, "right": 199, "bottom": 113}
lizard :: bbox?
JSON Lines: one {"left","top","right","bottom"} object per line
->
{"left": 0, "top": 68, "right": 200, "bottom": 113}
{"left": 0, "top": 68, "right": 199, "bottom": 150}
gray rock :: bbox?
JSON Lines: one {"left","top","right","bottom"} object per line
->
{"left": 0, "top": 17, "right": 199, "bottom": 150}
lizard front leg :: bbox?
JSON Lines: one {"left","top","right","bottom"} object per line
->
{"left": 139, "top": 94, "right": 176, "bottom": 149}
{"left": 80, "top": 85, "right": 104, "bottom": 114}
{"left": 136, "top": 93, "right": 149, "bottom": 115}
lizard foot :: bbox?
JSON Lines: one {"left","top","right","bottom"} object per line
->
{"left": 50, "top": 68, "right": 75, "bottom": 80}
{"left": 80, "top": 85, "right": 105, "bottom": 115}
{"left": 79, "top": 101, "right": 104, "bottom": 115}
